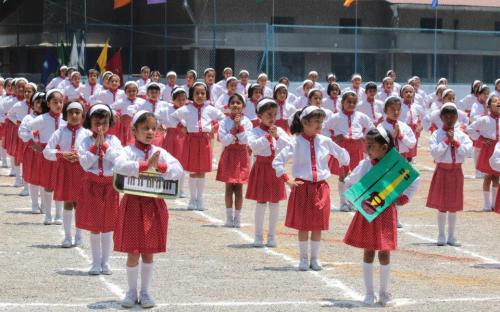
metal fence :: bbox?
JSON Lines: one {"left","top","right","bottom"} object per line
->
{"left": 1, "top": 23, "right": 499, "bottom": 84}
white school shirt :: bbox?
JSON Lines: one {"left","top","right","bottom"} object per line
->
{"left": 43, "top": 126, "right": 92, "bottom": 160}
{"left": 376, "top": 90, "right": 398, "bottom": 103}
{"left": 458, "top": 94, "right": 476, "bottom": 113}
{"left": 248, "top": 126, "right": 291, "bottom": 157}
{"left": 113, "top": 97, "right": 146, "bottom": 117}
{"left": 273, "top": 133, "right": 349, "bottom": 182}
{"left": 429, "top": 128, "right": 473, "bottom": 164}
{"left": 181, "top": 84, "right": 192, "bottom": 94}
{"left": 156, "top": 103, "right": 185, "bottom": 129}
{"left": 18, "top": 113, "right": 37, "bottom": 143}
{"left": 380, "top": 119, "right": 416, "bottom": 154}
{"left": 46, "top": 76, "right": 65, "bottom": 90}
{"left": 426, "top": 109, "right": 469, "bottom": 132}
{"left": 136, "top": 99, "right": 166, "bottom": 114}
{"left": 243, "top": 98, "right": 259, "bottom": 122}
{"left": 357, "top": 98, "right": 384, "bottom": 124}
{"left": 218, "top": 115, "right": 253, "bottom": 147}
{"left": 8, "top": 99, "right": 30, "bottom": 123}
{"left": 470, "top": 101, "right": 489, "bottom": 123}
{"left": 237, "top": 83, "right": 250, "bottom": 97}
{"left": 262, "top": 86, "right": 273, "bottom": 98}
{"left": 114, "top": 144, "right": 183, "bottom": 180}
{"left": 28, "top": 113, "right": 66, "bottom": 144}
{"left": 294, "top": 95, "right": 309, "bottom": 110}
{"left": 342, "top": 86, "right": 365, "bottom": 100}
{"left": 77, "top": 132, "right": 124, "bottom": 176}
{"left": 467, "top": 115, "right": 499, "bottom": 141}
{"left": 323, "top": 96, "right": 341, "bottom": 113}
{"left": 169, "top": 102, "right": 224, "bottom": 133}
{"left": 295, "top": 82, "right": 324, "bottom": 97}
{"left": 208, "top": 83, "right": 224, "bottom": 104}
{"left": 63, "top": 83, "right": 84, "bottom": 102}
{"left": 276, "top": 100, "right": 297, "bottom": 123}
{"left": 345, "top": 159, "right": 419, "bottom": 200}
{"left": 489, "top": 142, "right": 500, "bottom": 172}
{"left": 2, "top": 96, "right": 18, "bottom": 122}
{"left": 82, "top": 83, "right": 102, "bottom": 104}
{"left": 136, "top": 78, "right": 151, "bottom": 89}
{"left": 215, "top": 93, "right": 232, "bottom": 115}
{"left": 494, "top": 90, "right": 500, "bottom": 97}
{"left": 399, "top": 101, "right": 420, "bottom": 126}
{"left": 56, "top": 78, "right": 71, "bottom": 91}
{"left": 216, "top": 79, "right": 227, "bottom": 92}
{"left": 430, "top": 100, "right": 443, "bottom": 112}
{"left": 93, "top": 89, "right": 125, "bottom": 107}
{"left": 325, "top": 111, "right": 373, "bottom": 139}
{"left": 161, "top": 83, "right": 178, "bottom": 103}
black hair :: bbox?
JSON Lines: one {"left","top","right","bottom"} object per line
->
{"left": 273, "top": 84, "right": 288, "bottom": 100}
{"left": 171, "top": 87, "right": 186, "bottom": 100}
{"left": 186, "top": 69, "right": 197, "bottom": 80}
{"left": 488, "top": 95, "right": 499, "bottom": 106}
{"left": 3, "top": 78, "right": 12, "bottom": 88}
{"left": 46, "top": 90, "right": 63, "bottom": 103}
{"left": 226, "top": 78, "right": 238, "bottom": 87}
{"left": 307, "top": 89, "right": 322, "bottom": 100}
{"left": 30, "top": 92, "right": 44, "bottom": 108}
{"left": 366, "top": 128, "right": 395, "bottom": 150}
{"left": 107, "top": 73, "right": 120, "bottom": 82}
{"left": 278, "top": 77, "right": 289, "bottom": 84}
{"left": 87, "top": 69, "right": 99, "bottom": 77}
{"left": 141, "top": 66, "right": 151, "bottom": 72}
{"left": 204, "top": 68, "right": 215, "bottom": 76}
{"left": 364, "top": 82, "right": 378, "bottom": 92}
{"left": 151, "top": 70, "right": 161, "bottom": 77}
{"left": 62, "top": 102, "right": 85, "bottom": 121}
{"left": 40, "top": 96, "right": 50, "bottom": 114}
{"left": 228, "top": 93, "right": 245, "bottom": 106}
{"left": 256, "top": 97, "right": 278, "bottom": 115}
{"left": 83, "top": 103, "right": 115, "bottom": 129}
{"left": 290, "top": 107, "right": 326, "bottom": 135}
{"left": 32, "top": 92, "right": 48, "bottom": 114}
{"left": 133, "top": 112, "right": 156, "bottom": 127}
{"left": 440, "top": 105, "right": 458, "bottom": 117}
{"left": 341, "top": 91, "right": 358, "bottom": 104}
{"left": 146, "top": 84, "right": 161, "bottom": 92}
{"left": 327, "top": 83, "right": 340, "bottom": 96}
{"left": 384, "top": 97, "right": 401, "bottom": 110}
{"left": 57, "top": 67, "right": 67, "bottom": 77}
{"left": 326, "top": 73, "right": 337, "bottom": 81}
{"left": 478, "top": 85, "right": 490, "bottom": 95}
{"left": 188, "top": 83, "right": 210, "bottom": 102}
{"left": 247, "top": 83, "right": 261, "bottom": 99}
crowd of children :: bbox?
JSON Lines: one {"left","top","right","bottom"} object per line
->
{"left": 0, "top": 65, "right": 498, "bottom": 308}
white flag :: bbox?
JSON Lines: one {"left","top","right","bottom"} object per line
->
{"left": 78, "top": 37, "right": 85, "bottom": 70}
{"left": 69, "top": 34, "right": 79, "bottom": 68}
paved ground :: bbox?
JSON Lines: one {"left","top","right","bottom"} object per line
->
{"left": 1, "top": 132, "right": 500, "bottom": 311}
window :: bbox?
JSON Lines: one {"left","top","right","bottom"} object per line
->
{"left": 420, "top": 18, "right": 442, "bottom": 33}
{"left": 273, "top": 16, "right": 294, "bottom": 33}
{"left": 484, "top": 56, "right": 500, "bottom": 83}
{"left": 331, "top": 53, "right": 355, "bottom": 81}
{"left": 359, "top": 54, "right": 376, "bottom": 82}
{"left": 273, "top": 52, "right": 304, "bottom": 81}
{"left": 412, "top": 54, "right": 430, "bottom": 79}
{"left": 339, "top": 18, "right": 361, "bottom": 35}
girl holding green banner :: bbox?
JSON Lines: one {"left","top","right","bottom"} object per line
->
{"left": 343, "top": 127, "right": 418, "bottom": 307}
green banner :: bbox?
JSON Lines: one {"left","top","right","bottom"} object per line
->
{"left": 344, "top": 148, "right": 419, "bottom": 223}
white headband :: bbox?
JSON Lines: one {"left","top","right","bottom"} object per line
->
{"left": 257, "top": 73, "right": 268, "bottom": 80}
{"left": 384, "top": 96, "right": 400, "bottom": 106}
{"left": 223, "top": 67, "right": 232, "bottom": 73}
{"left": 442, "top": 88, "right": 454, "bottom": 98}
{"left": 256, "top": 98, "right": 276, "bottom": 112}
{"left": 166, "top": 71, "right": 177, "bottom": 77}
{"left": 441, "top": 102, "right": 457, "bottom": 111}
{"left": 351, "top": 74, "right": 362, "bottom": 81}
{"left": 376, "top": 126, "right": 390, "bottom": 144}
{"left": 28, "top": 82, "right": 38, "bottom": 92}
{"left": 124, "top": 81, "right": 138, "bottom": 90}
{"left": 140, "top": 66, "right": 150, "bottom": 72}
{"left": 70, "top": 71, "right": 80, "bottom": 79}
{"left": 308, "top": 88, "right": 322, "bottom": 98}
{"left": 401, "top": 84, "right": 415, "bottom": 93}
{"left": 146, "top": 82, "right": 161, "bottom": 89}
{"left": 382, "top": 77, "right": 393, "bottom": 83}
{"left": 300, "top": 106, "right": 322, "bottom": 120}
{"left": 192, "top": 81, "right": 207, "bottom": 89}
{"left": 67, "top": 102, "right": 83, "bottom": 111}
{"left": 45, "top": 89, "right": 62, "bottom": 100}
{"left": 308, "top": 71, "right": 318, "bottom": 76}
{"left": 327, "top": 74, "right": 335, "bottom": 80}
{"left": 60, "top": 65, "right": 68, "bottom": 71}
{"left": 302, "top": 79, "right": 313, "bottom": 87}
{"left": 16, "top": 78, "right": 28, "bottom": 85}
{"left": 239, "top": 70, "right": 249, "bottom": 76}
{"left": 495, "top": 79, "right": 500, "bottom": 86}
{"left": 343, "top": 90, "right": 357, "bottom": 97}
{"left": 226, "top": 76, "right": 238, "bottom": 85}
{"left": 203, "top": 68, "right": 215, "bottom": 75}
{"left": 187, "top": 70, "right": 197, "bottom": 78}
{"left": 89, "top": 103, "right": 111, "bottom": 116}
{"left": 171, "top": 87, "right": 186, "bottom": 97}
{"left": 438, "top": 78, "right": 448, "bottom": 84}
{"left": 386, "top": 70, "right": 395, "bottom": 76}
{"left": 274, "top": 83, "right": 288, "bottom": 92}
{"left": 131, "top": 110, "right": 151, "bottom": 126}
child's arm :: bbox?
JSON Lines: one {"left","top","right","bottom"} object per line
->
{"left": 490, "top": 142, "right": 500, "bottom": 172}
{"left": 208, "top": 105, "right": 225, "bottom": 122}
{"left": 234, "top": 118, "right": 252, "bottom": 145}
{"left": 218, "top": 118, "right": 238, "bottom": 147}
{"left": 399, "top": 123, "right": 417, "bottom": 150}
{"left": 18, "top": 117, "right": 34, "bottom": 143}
{"left": 455, "top": 132, "right": 473, "bottom": 159}
{"left": 326, "top": 139, "right": 350, "bottom": 168}
{"left": 466, "top": 118, "right": 483, "bottom": 141}
{"left": 102, "top": 136, "right": 125, "bottom": 162}
{"left": 43, "top": 130, "right": 62, "bottom": 161}
{"left": 360, "top": 113, "right": 375, "bottom": 136}
{"left": 344, "top": 160, "right": 369, "bottom": 190}
{"left": 272, "top": 143, "right": 295, "bottom": 182}
{"left": 77, "top": 135, "right": 99, "bottom": 170}
{"left": 429, "top": 131, "right": 450, "bottom": 160}
{"left": 157, "top": 149, "right": 184, "bottom": 180}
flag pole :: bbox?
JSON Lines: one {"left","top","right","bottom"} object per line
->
{"left": 354, "top": 0, "right": 358, "bottom": 74}
{"left": 432, "top": 5, "right": 438, "bottom": 83}
{"left": 129, "top": 1, "right": 134, "bottom": 75}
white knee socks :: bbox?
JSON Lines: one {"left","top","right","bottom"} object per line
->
{"left": 299, "top": 241, "right": 308, "bottom": 261}
{"left": 254, "top": 203, "right": 266, "bottom": 237}
{"left": 483, "top": 191, "right": 491, "bottom": 210}
{"left": 127, "top": 265, "right": 139, "bottom": 292}
{"left": 226, "top": 208, "right": 233, "bottom": 224}
{"left": 196, "top": 178, "right": 205, "bottom": 202}
{"left": 178, "top": 172, "right": 185, "bottom": 196}
{"left": 379, "top": 264, "right": 391, "bottom": 294}
{"left": 141, "top": 262, "right": 154, "bottom": 294}
{"left": 447, "top": 212, "right": 457, "bottom": 242}
{"left": 268, "top": 203, "right": 279, "bottom": 238}
{"left": 437, "top": 212, "right": 446, "bottom": 242}
{"left": 363, "top": 262, "right": 374, "bottom": 295}
{"left": 101, "top": 232, "right": 113, "bottom": 267}
{"left": 310, "top": 240, "right": 320, "bottom": 260}
{"left": 63, "top": 210, "right": 73, "bottom": 239}
{"left": 29, "top": 184, "right": 40, "bottom": 212}
{"left": 55, "top": 201, "right": 63, "bottom": 219}
{"left": 90, "top": 233, "right": 101, "bottom": 266}
{"left": 492, "top": 188, "right": 498, "bottom": 210}
{"left": 188, "top": 177, "right": 197, "bottom": 200}
{"left": 41, "top": 190, "right": 53, "bottom": 220}
{"left": 0, "top": 147, "right": 6, "bottom": 166}
{"left": 338, "top": 182, "right": 345, "bottom": 206}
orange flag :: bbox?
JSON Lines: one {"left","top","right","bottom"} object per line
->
{"left": 114, "top": 0, "right": 131, "bottom": 9}
{"left": 343, "top": 0, "right": 355, "bottom": 7}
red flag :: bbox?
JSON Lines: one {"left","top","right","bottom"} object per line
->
{"left": 106, "top": 49, "right": 124, "bottom": 87}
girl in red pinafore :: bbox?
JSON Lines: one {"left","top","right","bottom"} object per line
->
{"left": 247, "top": 98, "right": 291, "bottom": 248}
{"left": 27, "top": 90, "right": 66, "bottom": 225}
{"left": 114, "top": 110, "right": 183, "bottom": 309}
{"left": 170, "top": 82, "right": 224, "bottom": 211}
{"left": 468, "top": 94, "right": 500, "bottom": 212}
{"left": 137, "top": 82, "right": 166, "bottom": 146}
{"left": 273, "top": 106, "right": 349, "bottom": 272}
{"left": 343, "top": 128, "right": 418, "bottom": 307}
{"left": 113, "top": 81, "right": 146, "bottom": 146}
{"left": 18, "top": 92, "right": 45, "bottom": 213}
{"left": 243, "top": 83, "right": 263, "bottom": 128}
{"left": 44, "top": 102, "right": 90, "bottom": 248}
{"left": 93, "top": 74, "right": 125, "bottom": 138}
{"left": 326, "top": 91, "right": 374, "bottom": 212}
{"left": 273, "top": 84, "right": 296, "bottom": 134}
{"left": 217, "top": 93, "right": 252, "bottom": 228}
{"left": 427, "top": 103, "right": 472, "bottom": 246}
{"left": 77, "top": 102, "right": 124, "bottom": 275}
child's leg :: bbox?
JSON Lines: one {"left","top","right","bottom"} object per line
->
{"left": 89, "top": 232, "right": 101, "bottom": 273}
{"left": 363, "top": 250, "right": 376, "bottom": 302}
{"left": 62, "top": 202, "right": 74, "bottom": 244}
{"left": 268, "top": 202, "right": 279, "bottom": 244}
{"left": 233, "top": 184, "right": 243, "bottom": 227}
{"left": 195, "top": 173, "right": 206, "bottom": 210}
{"left": 178, "top": 172, "right": 185, "bottom": 197}
{"left": 483, "top": 175, "right": 492, "bottom": 211}
{"left": 41, "top": 188, "right": 53, "bottom": 223}
{"left": 491, "top": 176, "right": 499, "bottom": 210}
{"left": 101, "top": 231, "right": 113, "bottom": 273}
{"left": 140, "top": 254, "right": 154, "bottom": 295}
{"left": 224, "top": 183, "right": 234, "bottom": 226}
{"left": 298, "top": 231, "right": 309, "bottom": 270}
{"left": 254, "top": 202, "right": 266, "bottom": 245}
{"left": 338, "top": 179, "right": 348, "bottom": 211}
{"left": 14, "top": 164, "right": 22, "bottom": 186}
{"left": 310, "top": 231, "right": 322, "bottom": 270}
{"left": 73, "top": 202, "right": 82, "bottom": 244}
{"left": 29, "top": 183, "right": 40, "bottom": 213}
{"left": 437, "top": 211, "right": 446, "bottom": 245}
{"left": 474, "top": 148, "right": 481, "bottom": 177}
{"left": 0, "top": 146, "right": 6, "bottom": 167}
{"left": 378, "top": 251, "right": 391, "bottom": 301}
{"left": 123, "top": 253, "right": 140, "bottom": 306}
{"left": 54, "top": 201, "right": 63, "bottom": 223}
{"left": 188, "top": 174, "right": 198, "bottom": 209}
{"left": 447, "top": 212, "right": 460, "bottom": 246}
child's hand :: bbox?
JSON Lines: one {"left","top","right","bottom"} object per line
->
{"left": 62, "top": 152, "right": 77, "bottom": 162}
{"left": 286, "top": 179, "right": 304, "bottom": 188}
{"left": 95, "top": 126, "right": 104, "bottom": 146}
{"left": 447, "top": 129, "right": 454, "bottom": 140}
{"left": 269, "top": 125, "right": 278, "bottom": 139}
{"left": 334, "top": 135, "right": 345, "bottom": 143}
{"left": 393, "top": 124, "right": 400, "bottom": 139}
{"left": 147, "top": 151, "right": 160, "bottom": 169}
{"left": 31, "top": 143, "right": 42, "bottom": 152}
{"left": 233, "top": 114, "right": 241, "bottom": 127}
